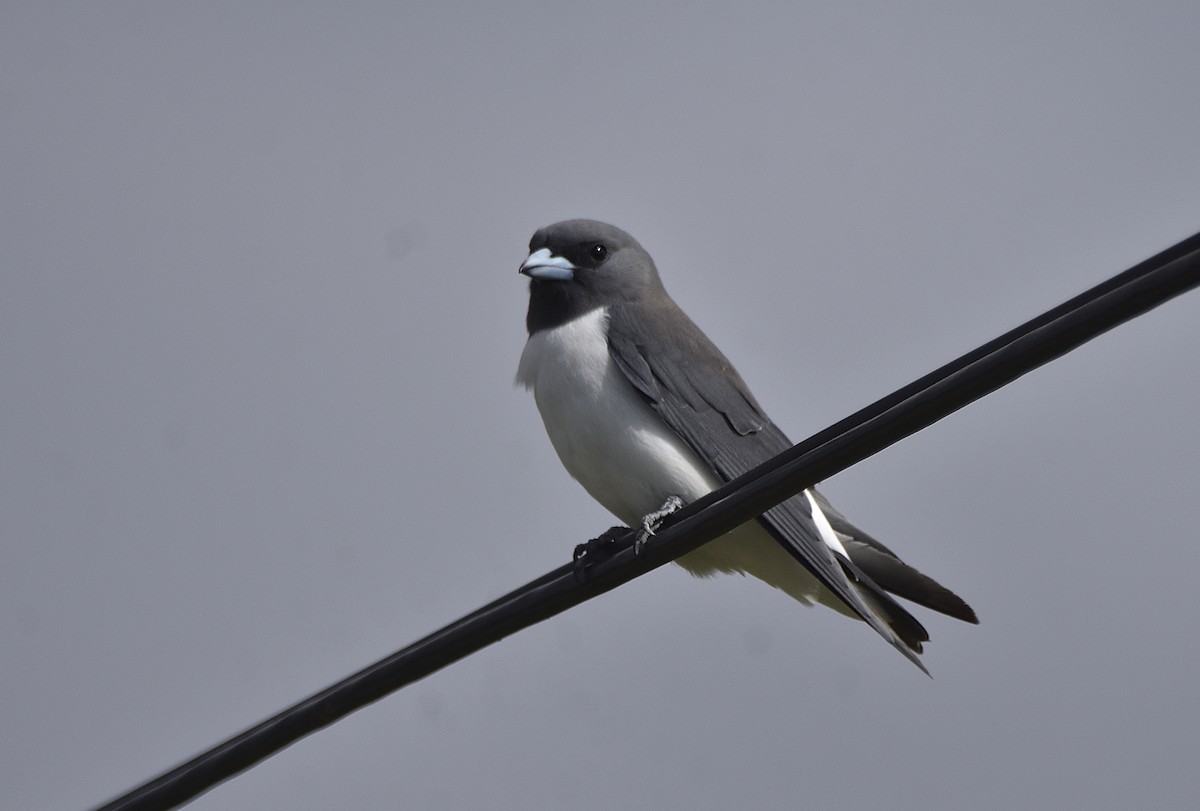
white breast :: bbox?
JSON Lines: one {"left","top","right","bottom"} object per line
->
{"left": 517, "top": 307, "right": 720, "bottom": 525}
{"left": 517, "top": 307, "right": 832, "bottom": 609}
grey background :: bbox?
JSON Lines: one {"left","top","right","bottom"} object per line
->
{"left": 4, "top": 3, "right": 1200, "bottom": 809}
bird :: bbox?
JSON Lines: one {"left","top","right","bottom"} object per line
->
{"left": 516, "top": 219, "right": 977, "bottom": 671}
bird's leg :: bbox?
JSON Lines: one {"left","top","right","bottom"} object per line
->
{"left": 634, "top": 495, "right": 684, "bottom": 555}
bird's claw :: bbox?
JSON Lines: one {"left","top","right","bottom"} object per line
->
{"left": 573, "top": 526, "right": 628, "bottom": 575}
{"left": 634, "top": 496, "right": 684, "bottom": 555}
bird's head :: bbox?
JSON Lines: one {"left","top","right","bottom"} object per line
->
{"left": 520, "top": 219, "right": 665, "bottom": 332}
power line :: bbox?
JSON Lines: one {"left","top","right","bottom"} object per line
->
{"left": 95, "top": 230, "right": 1200, "bottom": 810}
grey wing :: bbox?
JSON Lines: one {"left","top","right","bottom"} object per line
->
{"left": 605, "top": 302, "right": 932, "bottom": 670}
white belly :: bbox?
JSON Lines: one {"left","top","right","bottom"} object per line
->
{"left": 518, "top": 307, "right": 831, "bottom": 608}
{"left": 517, "top": 307, "right": 719, "bottom": 523}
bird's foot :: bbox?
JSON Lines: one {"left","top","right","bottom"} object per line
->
{"left": 634, "top": 496, "right": 684, "bottom": 555}
{"left": 573, "top": 526, "right": 628, "bottom": 573}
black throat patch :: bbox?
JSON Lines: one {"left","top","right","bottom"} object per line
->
{"left": 525, "top": 279, "right": 606, "bottom": 334}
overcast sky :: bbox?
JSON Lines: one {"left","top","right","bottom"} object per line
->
{"left": 4, "top": 3, "right": 1200, "bottom": 809}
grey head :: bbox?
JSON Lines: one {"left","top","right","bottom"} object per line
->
{"left": 520, "top": 219, "right": 667, "bottom": 334}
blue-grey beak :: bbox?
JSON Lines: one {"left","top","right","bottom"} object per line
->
{"left": 519, "top": 247, "right": 576, "bottom": 281}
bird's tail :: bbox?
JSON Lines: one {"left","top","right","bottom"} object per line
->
{"left": 809, "top": 488, "right": 979, "bottom": 625}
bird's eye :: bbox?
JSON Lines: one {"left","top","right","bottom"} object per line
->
{"left": 590, "top": 244, "right": 608, "bottom": 263}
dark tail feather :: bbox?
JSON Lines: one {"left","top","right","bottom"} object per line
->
{"left": 811, "top": 490, "right": 978, "bottom": 624}
{"left": 837, "top": 557, "right": 930, "bottom": 654}
{"left": 844, "top": 541, "right": 979, "bottom": 624}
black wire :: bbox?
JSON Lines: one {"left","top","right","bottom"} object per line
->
{"left": 95, "top": 232, "right": 1200, "bottom": 810}
{"left": 659, "top": 229, "right": 1200, "bottom": 538}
